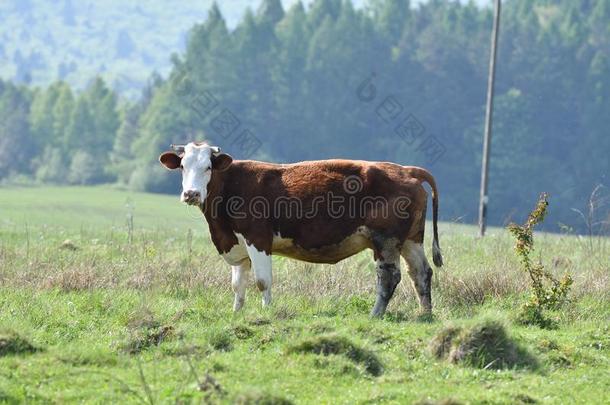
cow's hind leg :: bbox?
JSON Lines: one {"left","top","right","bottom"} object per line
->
{"left": 245, "top": 244, "right": 273, "bottom": 307}
{"left": 402, "top": 240, "right": 433, "bottom": 312}
{"left": 371, "top": 242, "right": 402, "bottom": 318}
{"left": 231, "top": 259, "right": 251, "bottom": 312}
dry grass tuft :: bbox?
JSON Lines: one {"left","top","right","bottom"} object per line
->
{"left": 59, "top": 239, "right": 79, "bottom": 251}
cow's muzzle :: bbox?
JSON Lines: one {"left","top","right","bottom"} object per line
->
{"left": 182, "top": 190, "right": 202, "bottom": 205}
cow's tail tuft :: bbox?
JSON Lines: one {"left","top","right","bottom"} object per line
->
{"left": 433, "top": 238, "right": 443, "bottom": 267}
{"left": 412, "top": 167, "right": 443, "bottom": 267}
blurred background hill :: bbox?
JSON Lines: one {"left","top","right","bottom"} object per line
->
{"left": 0, "top": 0, "right": 607, "bottom": 233}
{"left": 0, "top": 0, "right": 490, "bottom": 96}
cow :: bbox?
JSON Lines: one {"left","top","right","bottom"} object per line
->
{"left": 159, "top": 142, "right": 443, "bottom": 317}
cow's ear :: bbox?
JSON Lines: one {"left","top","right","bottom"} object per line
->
{"left": 159, "top": 152, "right": 182, "bottom": 170}
{"left": 212, "top": 153, "right": 233, "bottom": 171}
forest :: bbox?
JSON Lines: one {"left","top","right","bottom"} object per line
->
{"left": 0, "top": 0, "right": 608, "bottom": 232}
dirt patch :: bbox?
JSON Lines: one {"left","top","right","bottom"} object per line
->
{"left": 0, "top": 330, "right": 39, "bottom": 356}
{"left": 430, "top": 320, "right": 537, "bottom": 370}
{"left": 287, "top": 334, "right": 383, "bottom": 376}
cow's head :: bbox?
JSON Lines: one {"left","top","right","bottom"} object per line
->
{"left": 159, "top": 142, "right": 232, "bottom": 205}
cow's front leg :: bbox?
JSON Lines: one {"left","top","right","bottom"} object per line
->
{"left": 231, "top": 259, "right": 251, "bottom": 312}
{"left": 245, "top": 244, "right": 273, "bottom": 307}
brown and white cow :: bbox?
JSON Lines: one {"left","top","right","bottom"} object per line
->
{"left": 159, "top": 142, "right": 443, "bottom": 317}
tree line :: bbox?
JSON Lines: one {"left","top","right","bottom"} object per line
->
{"left": 0, "top": 0, "right": 608, "bottom": 232}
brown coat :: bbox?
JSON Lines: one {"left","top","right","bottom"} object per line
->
{"left": 201, "top": 159, "right": 441, "bottom": 265}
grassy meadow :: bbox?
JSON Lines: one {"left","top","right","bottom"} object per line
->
{"left": 0, "top": 186, "right": 608, "bottom": 404}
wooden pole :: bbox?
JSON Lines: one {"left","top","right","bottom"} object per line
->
{"left": 478, "top": 0, "right": 501, "bottom": 237}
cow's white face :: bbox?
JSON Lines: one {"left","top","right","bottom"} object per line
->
{"left": 180, "top": 143, "right": 214, "bottom": 204}
{"left": 159, "top": 142, "right": 232, "bottom": 206}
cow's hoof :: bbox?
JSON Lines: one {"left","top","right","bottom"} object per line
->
{"left": 233, "top": 298, "right": 245, "bottom": 312}
{"left": 370, "top": 307, "right": 386, "bottom": 318}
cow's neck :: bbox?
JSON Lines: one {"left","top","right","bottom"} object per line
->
{"left": 200, "top": 168, "right": 238, "bottom": 254}
{"left": 201, "top": 168, "right": 225, "bottom": 216}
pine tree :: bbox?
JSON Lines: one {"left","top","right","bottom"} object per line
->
{"left": 0, "top": 81, "right": 34, "bottom": 177}
{"left": 84, "top": 77, "right": 119, "bottom": 153}
{"left": 65, "top": 96, "right": 94, "bottom": 151}
{"left": 109, "top": 105, "right": 141, "bottom": 184}
{"left": 371, "top": 0, "right": 409, "bottom": 44}
{"left": 29, "top": 83, "right": 61, "bottom": 151}
{"left": 256, "top": 0, "right": 284, "bottom": 26}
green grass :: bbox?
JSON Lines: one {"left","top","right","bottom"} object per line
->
{"left": 0, "top": 186, "right": 609, "bottom": 404}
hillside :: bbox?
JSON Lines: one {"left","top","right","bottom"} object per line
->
{"left": 0, "top": 0, "right": 257, "bottom": 96}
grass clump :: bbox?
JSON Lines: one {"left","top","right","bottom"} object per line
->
{"left": 287, "top": 334, "right": 383, "bottom": 376}
{"left": 234, "top": 390, "right": 293, "bottom": 405}
{"left": 0, "top": 329, "right": 39, "bottom": 356}
{"left": 508, "top": 193, "right": 573, "bottom": 328}
{"left": 207, "top": 329, "right": 233, "bottom": 352}
{"left": 430, "top": 320, "right": 537, "bottom": 370}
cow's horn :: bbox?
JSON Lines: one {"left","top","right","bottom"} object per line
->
{"left": 210, "top": 146, "right": 221, "bottom": 154}
{"left": 170, "top": 144, "right": 185, "bottom": 153}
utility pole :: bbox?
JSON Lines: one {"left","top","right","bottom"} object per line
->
{"left": 478, "top": 0, "right": 501, "bottom": 237}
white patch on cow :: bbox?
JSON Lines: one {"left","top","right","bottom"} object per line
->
{"left": 180, "top": 142, "right": 214, "bottom": 203}
{"left": 222, "top": 237, "right": 249, "bottom": 266}
{"left": 236, "top": 233, "right": 273, "bottom": 307}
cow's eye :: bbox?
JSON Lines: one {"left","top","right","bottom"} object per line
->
{"left": 179, "top": 164, "right": 184, "bottom": 170}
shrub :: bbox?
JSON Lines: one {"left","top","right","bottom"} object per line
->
{"left": 508, "top": 193, "right": 573, "bottom": 328}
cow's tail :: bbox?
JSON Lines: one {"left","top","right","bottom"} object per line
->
{"left": 411, "top": 167, "right": 443, "bottom": 267}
